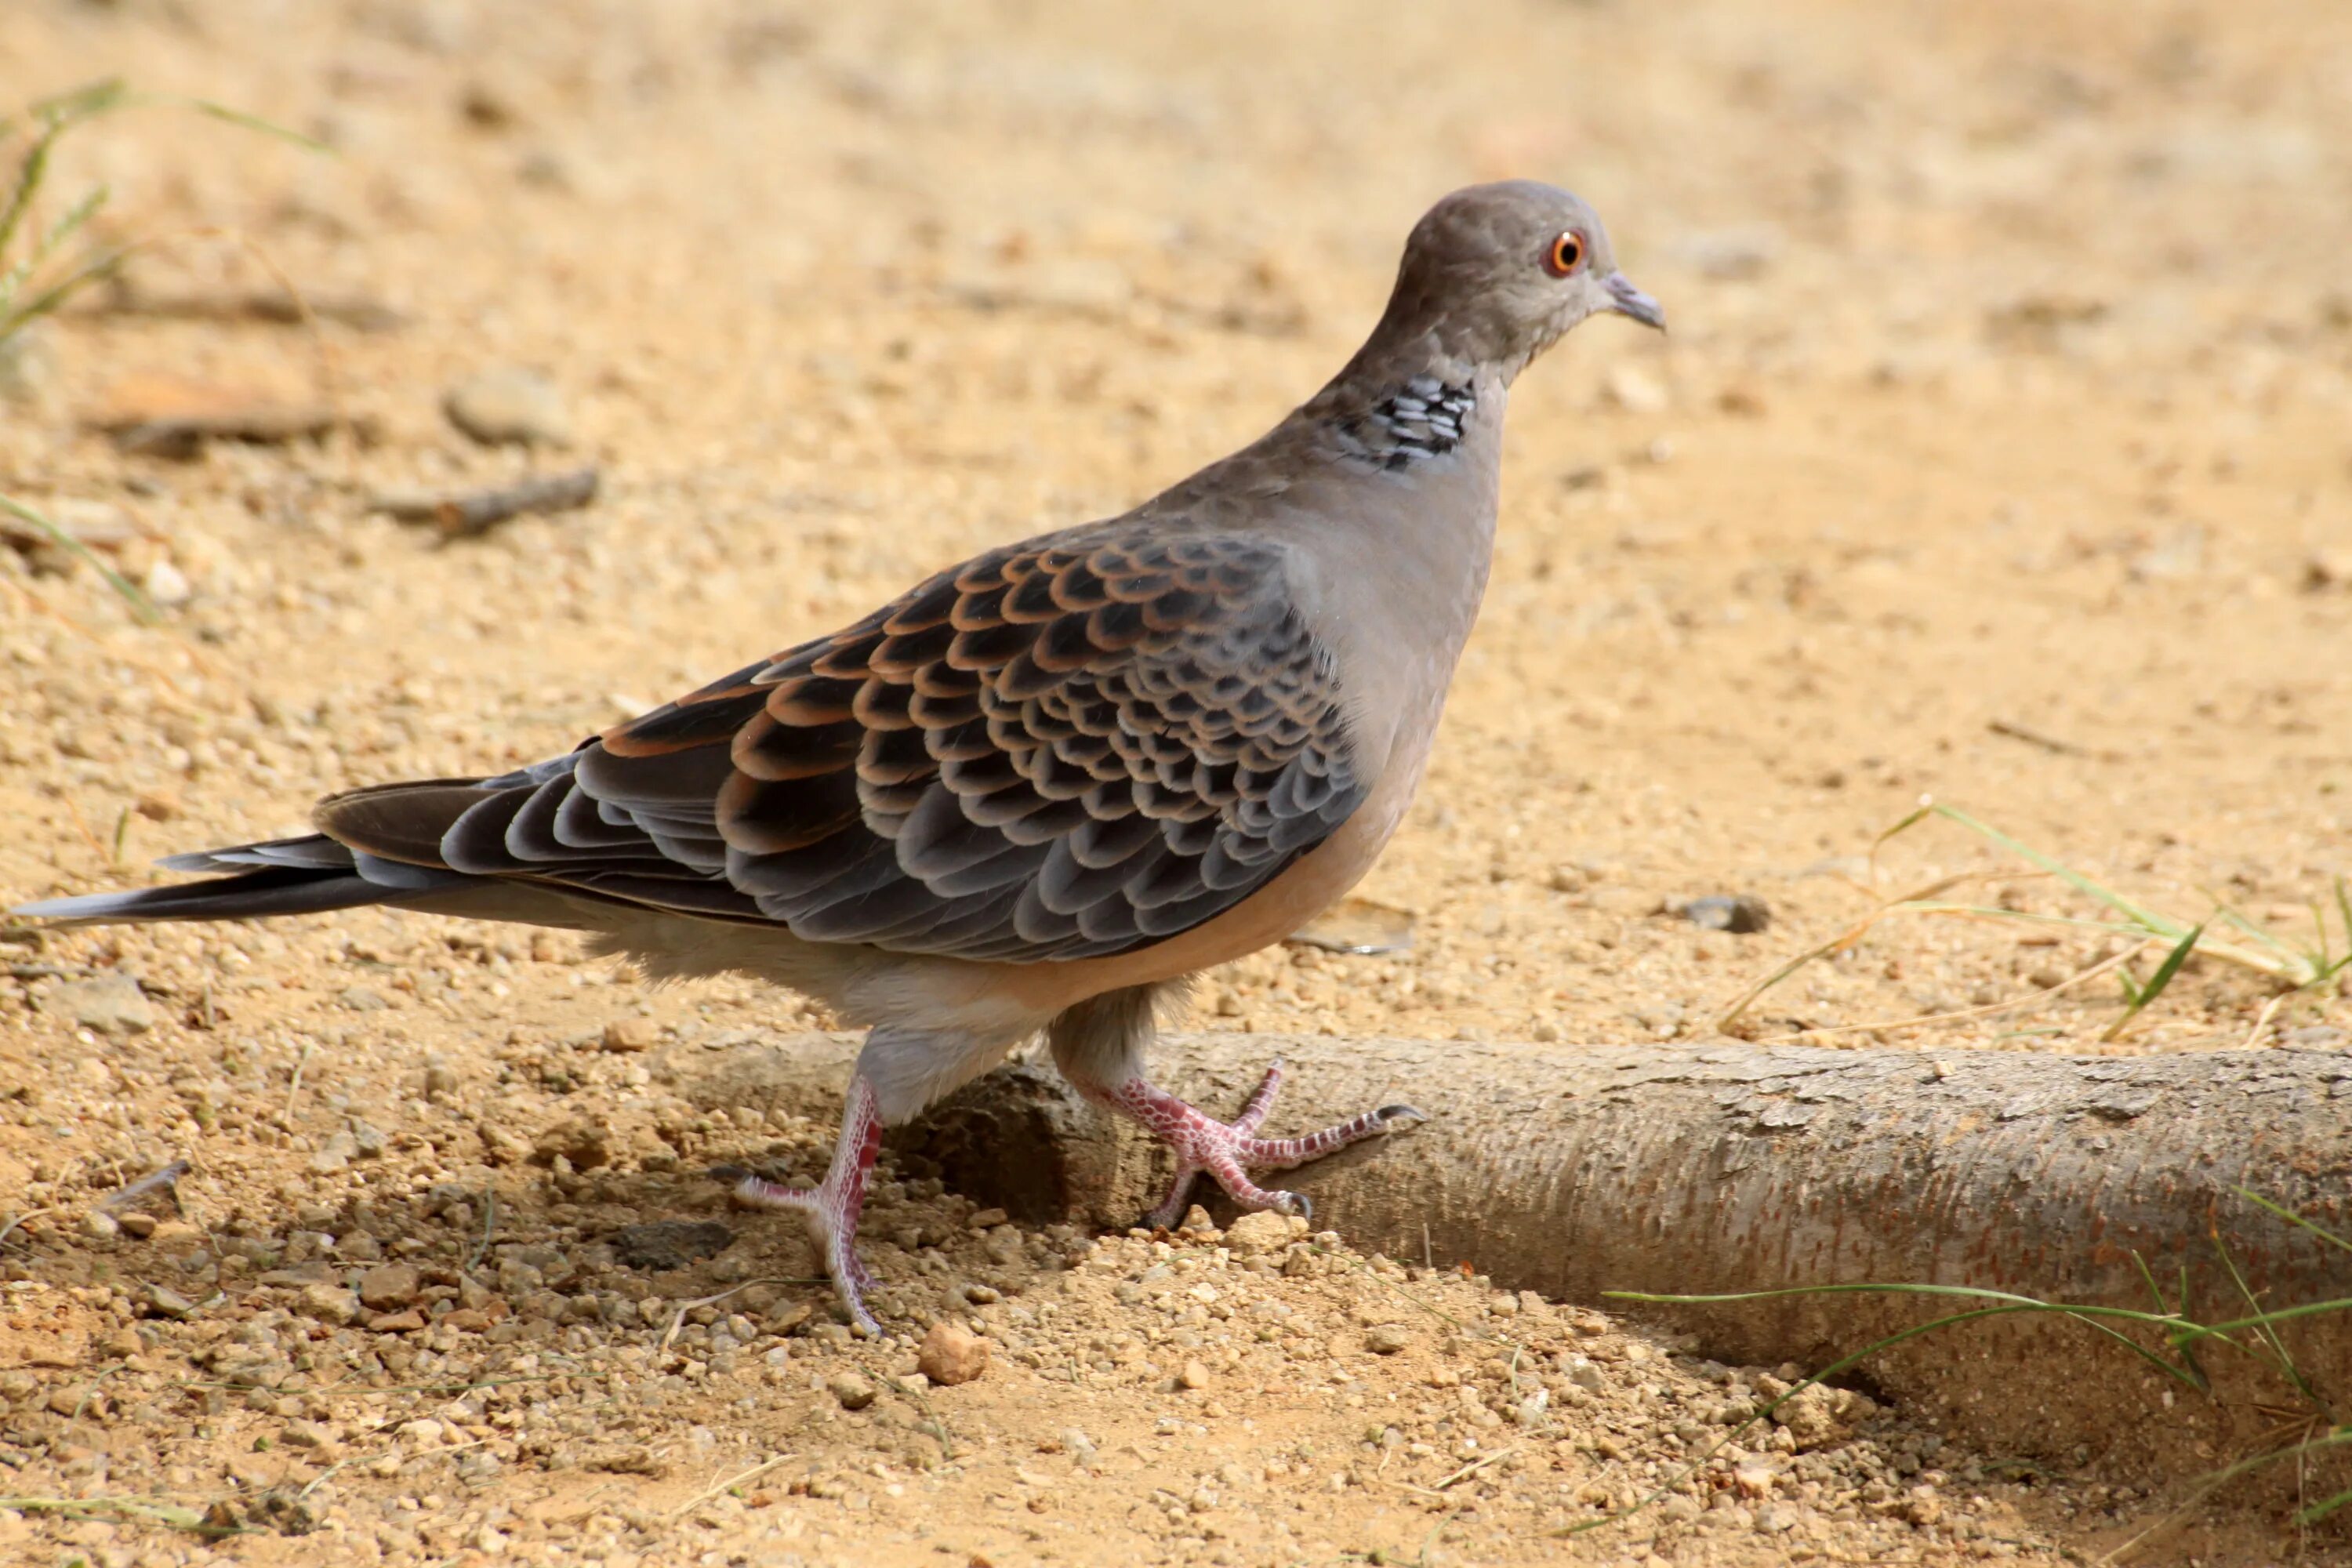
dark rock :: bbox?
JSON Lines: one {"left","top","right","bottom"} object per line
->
{"left": 1679, "top": 895, "right": 1773, "bottom": 935}
{"left": 610, "top": 1219, "right": 735, "bottom": 1272}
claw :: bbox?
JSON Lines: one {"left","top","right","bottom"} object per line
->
{"left": 728, "top": 1074, "right": 884, "bottom": 1334}
{"left": 1084, "top": 1062, "right": 1413, "bottom": 1233}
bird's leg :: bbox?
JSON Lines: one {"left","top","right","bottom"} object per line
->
{"left": 1073, "top": 1059, "right": 1425, "bottom": 1230}
{"left": 726, "top": 1072, "right": 884, "bottom": 1334}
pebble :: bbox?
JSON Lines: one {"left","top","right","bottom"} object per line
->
{"left": 1364, "top": 1324, "right": 1413, "bottom": 1355}
{"left": 828, "top": 1371, "right": 877, "bottom": 1410}
{"left": 299, "top": 1283, "right": 361, "bottom": 1326}
{"left": 1223, "top": 1210, "right": 1305, "bottom": 1256}
{"left": 80, "top": 1210, "right": 121, "bottom": 1241}
{"left": 358, "top": 1262, "right": 423, "bottom": 1309}
{"left": 1177, "top": 1359, "right": 1212, "bottom": 1391}
{"left": 143, "top": 558, "right": 193, "bottom": 607}
{"left": 2303, "top": 549, "right": 2352, "bottom": 592}
{"left": 444, "top": 366, "right": 572, "bottom": 446}
{"left": 533, "top": 1116, "right": 610, "bottom": 1167}
{"left": 601, "top": 1018, "right": 659, "bottom": 1051}
{"left": 612, "top": 1220, "right": 735, "bottom": 1271}
{"left": 1679, "top": 894, "right": 1773, "bottom": 935}
{"left": 917, "top": 1321, "right": 990, "bottom": 1386}
{"left": 310, "top": 1130, "right": 360, "bottom": 1174}
{"left": 45, "top": 974, "right": 155, "bottom": 1036}
{"left": 143, "top": 1284, "right": 196, "bottom": 1318}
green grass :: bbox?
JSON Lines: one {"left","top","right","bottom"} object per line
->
{"left": 1719, "top": 802, "right": 2351, "bottom": 1040}
{"left": 1592, "top": 1190, "right": 2352, "bottom": 1554}
{"left": 2, "top": 78, "right": 323, "bottom": 622}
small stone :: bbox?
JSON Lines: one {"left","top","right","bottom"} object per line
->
{"left": 1770, "top": 1382, "right": 1865, "bottom": 1450}
{"left": 1487, "top": 1292, "right": 1520, "bottom": 1318}
{"left": 337, "top": 986, "right": 389, "bottom": 1013}
{"left": 1223, "top": 1210, "right": 1305, "bottom": 1257}
{"left": 917, "top": 1321, "right": 990, "bottom": 1387}
{"left": 281, "top": 1421, "right": 336, "bottom": 1451}
{"left": 601, "top": 1018, "right": 659, "bottom": 1052}
{"left": 224, "top": 1451, "right": 286, "bottom": 1490}
{"left": 1678, "top": 895, "right": 1772, "bottom": 934}
{"left": 143, "top": 558, "right": 192, "bottom": 607}
{"left": 444, "top": 366, "right": 571, "bottom": 446}
{"left": 828, "top": 1372, "right": 877, "bottom": 1410}
{"left": 366, "top": 1308, "right": 426, "bottom": 1333}
{"left": 2303, "top": 548, "right": 2352, "bottom": 592}
{"left": 117, "top": 1212, "right": 157, "bottom": 1240}
{"left": 358, "top": 1262, "right": 423, "bottom": 1310}
{"left": 298, "top": 1283, "right": 360, "bottom": 1327}
{"left": 80, "top": 1209, "right": 121, "bottom": 1241}
{"left": 144, "top": 1283, "right": 197, "bottom": 1318}
{"left": 532, "top": 1117, "right": 609, "bottom": 1168}
{"left": 310, "top": 1131, "right": 358, "bottom": 1174}
{"left": 1176, "top": 1204, "right": 1219, "bottom": 1239}
{"left": 1564, "top": 1356, "right": 1606, "bottom": 1393}
{"left": 132, "top": 789, "right": 182, "bottom": 823}
{"left": 612, "top": 1220, "right": 735, "bottom": 1272}
{"left": 46, "top": 973, "right": 154, "bottom": 1036}
{"left": 1364, "top": 1324, "right": 1412, "bottom": 1355}
{"left": 1177, "top": 1359, "right": 1211, "bottom": 1391}
{"left": 967, "top": 1207, "right": 1009, "bottom": 1230}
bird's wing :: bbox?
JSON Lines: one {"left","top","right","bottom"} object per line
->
{"left": 324, "top": 528, "right": 1367, "bottom": 961}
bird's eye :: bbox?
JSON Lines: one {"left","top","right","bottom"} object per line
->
{"left": 1543, "top": 231, "right": 1586, "bottom": 278}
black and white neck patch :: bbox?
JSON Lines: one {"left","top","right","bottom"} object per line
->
{"left": 1330, "top": 376, "right": 1478, "bottom": 471}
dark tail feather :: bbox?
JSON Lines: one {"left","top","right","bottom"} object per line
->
{"left": 13, "top": 833, "right": 467, "bottom": 928}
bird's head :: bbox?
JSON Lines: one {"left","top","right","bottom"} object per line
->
{"left": 1375, "top": 180, "right": 1663, "bottom": 381}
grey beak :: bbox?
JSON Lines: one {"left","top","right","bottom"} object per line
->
{"left": 1603, "top": 271, "right": 1665, "bottom": 331}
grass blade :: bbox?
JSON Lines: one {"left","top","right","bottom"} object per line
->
{"left": 0, "top": 120, "right": 59, "bottom": 263}
{"left": 1931, "top": 804, "right": 2181, "bottom": 935}
{"left": 0, "top": 493, "right": 158, "bottom": 622}
{"left": 183, "top": 97, "right": 331, "bottom": 154}
{"left": 1604, "top": 1282, "right": 2207, "bottom": 1392}
{"left": 2234, "top": 1186, "right": 2352, "bottom": 1255}
{"left": 2102, "top": 920, "right": 2203, "bottom": 1041}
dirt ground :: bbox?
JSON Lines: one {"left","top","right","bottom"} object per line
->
{"left": 3, "top": 0, "right": 2350, "bottom": 1564}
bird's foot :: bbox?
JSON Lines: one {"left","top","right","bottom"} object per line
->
{"left": 1083, "top": 1060, "right": 1425, "bottom": 1231}
{"left": 724, "top": 1073, "right": 884, "bottom": 1334}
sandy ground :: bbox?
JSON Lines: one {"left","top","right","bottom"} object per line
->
{"left": 2, "top": 0, "right": 2349, "bottom": 1563}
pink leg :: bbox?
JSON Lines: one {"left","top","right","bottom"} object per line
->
{"left": 724, "top": 1073, "right": 884, "bottom": 1334}
{"left": 1072, "top": 1059, "right": 1425, "bottom": 1230}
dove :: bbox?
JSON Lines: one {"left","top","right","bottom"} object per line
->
{"left": 16, "top": 181, "right": 1663, "bottom": 1332}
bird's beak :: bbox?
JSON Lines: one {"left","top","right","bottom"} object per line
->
{"left": 1602, "top": 271, "right": 1665, "bottom": 331}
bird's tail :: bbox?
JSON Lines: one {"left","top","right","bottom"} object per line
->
{"left": 11, "top": 835, "right": 467, "bottom": 928}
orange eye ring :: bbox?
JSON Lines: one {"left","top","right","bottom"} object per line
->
{"left": 1543, "top": 231, "right": 1586, "bottom": 278}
